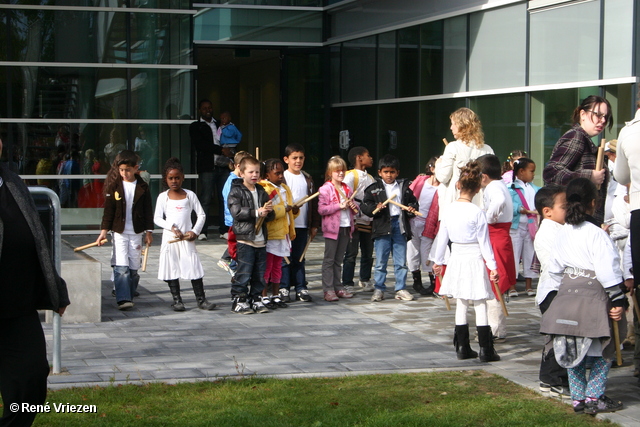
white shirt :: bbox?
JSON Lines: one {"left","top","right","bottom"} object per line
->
{"left": 483, "top": 180, "right": 513, "bottom": 224}
{"left": 534, "top": 219, "right": 563, "bottom": 305}
{"left": 417, "top": 181, "right": 437, "bottom": 219}
{"left": 623, "top": 238, "right": 633, "bottom": 281}
{"left": 284, "top": 170, "right": 308, "bottom": 228}
{"left": 344, "top": 169, "right": 375, "bottom": 223}
{"left": 548, "top": 221, "right": 623, "bottom": 289}
{"left": 384, "top": 181, "right": 401, "bottom": 217}
{"left": 250, "top": 188, "right": 264, "bottom": 243}
{"left": 434, "top": 201, "right": 497, "bottom": 270}
{"left": 122, "top": 180, "right": 137, "bottom": 234}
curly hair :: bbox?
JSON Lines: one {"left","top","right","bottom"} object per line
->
{"left": 103, "top": 150, "right": 139, "bottom": 195}
{"left": 458, "top": 160, "right": 483, "bottom": 194}
{"left": 502, "top": 149, "right": 527, "bottom": 174}
{"left": 161, "top": 157, "right": 184, "bottom": 190}
{"left": 261, "top": 158, "right": 285, "bottom": 179}
{"left": 450, "top": 108, "right": 485, "bottom": 148}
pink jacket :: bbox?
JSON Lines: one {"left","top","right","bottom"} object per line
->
{"left": 318, "top": 181, "right": 354, "bottom": 240}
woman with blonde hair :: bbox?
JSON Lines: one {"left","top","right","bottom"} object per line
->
{"left": 435, "top": 107, "right": 494, "bottom": 216}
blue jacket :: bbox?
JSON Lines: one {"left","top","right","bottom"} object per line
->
{"left": 508, "top": 180, "right": 540, "bottom": 230}
{"left": 222, "top": 171, "right": 239, "bottom": 227}
{"left": 220, "top": 123, "right": 242, "bottom": 147}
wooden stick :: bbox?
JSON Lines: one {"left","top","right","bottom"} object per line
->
{"left": 141, "top": 242, "right": 150, "bottom": 272}
{"left": 283, "top": 256, "right": 290, "bottom": 264}
{"left": 442, "top": 138, "right": 449, "bottom": 146}
{"left": 255, "top": 147, "right": 260, "bottom": 160}
{"left": 255, "top": 202, "right": 270, "bottom": 233}
{"left": 168, "top": 238, "right": 182, "bottom": 244}
{"left": 372, "top": 193, "right": 397, "bottom": 215}
{"left": 74, "top": 239, "right": 107, "bottom": 252}
{"left": 299, "top": 236, "right": 314, "bottom": 263}
{"left": 595, "top": 138, "right": 605, "bottom": 190}
{"left": 492, "top": 279, "right": 509, "bottom": 317}
{"left": 335, "top": 185, "right": 358, "bottom": 213}
{"left": 613, "top": 320, "right": 623, "bottom": 366}
{"left": 388, "top": 199, "right": 424, "bottom": 217}
{"left": 437, "top": 273, "right": 451, "bottom": 310}
{"left": 293, "top": 192, "right": 319, "bottom": 208}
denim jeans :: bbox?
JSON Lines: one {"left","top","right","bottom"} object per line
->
{"left": 114, "top": 266, "right": 139, "bottom": 303}
{"left": 342, "top": 227, "right": 373, "bottom": 286}
{"left": 199, "top": 167, "right": 230, "bottom": 236}
{"left": 280, "top": 227, "right": 308, "bottom": 293}
{"left": 232, "top": 242, "right": 266, "bottom": 299}
{"left": 373, "top": 216, "right": 408, "bottom": 292}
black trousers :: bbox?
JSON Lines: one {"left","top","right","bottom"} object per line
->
{"left": 538, "top": 291, "right": 569, "bottom": 387}
{"left": 0, "top": 312, "right": 49, "bottom": 427}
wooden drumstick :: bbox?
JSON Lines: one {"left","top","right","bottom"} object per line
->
{"left": 294, "top": 192, "right": 319, "bottom": 208}
{"left": 613, "top": 320, "right": 623, "bottom": 366}
{"left": 437, "top": 273, "right": 451, "bottom": 310}
{"left": 284, "top": 256, "right": 290, "bottom": 265}
{"left": 168, "top": 238, "right": 182, "bottom": 244}
{"left": 335, "top": 185, "right": 358, "bottom": 213}
{"left": 388, "top": 199, "right": 424, "bottom": 216}
{"left": 372, "top": 193, "right": 396, "bottom": 215}
{"left": 141, "top": 242, "right": 150, "bottom": 272}
{"left": 255, "top": 201, "right": 270, "bottom": 233}
{"left": 74, "top": 239, "right": 107, "bottom": 252}
{"left": 492, "top": 279, "right": 509, "bottom": 317}
{"left": 442, "top": 138, "right": 449, "bottom": 146}
{"left": 299, "top": 236, "right": 314, "bottom": 263}
{"left": 595, "top": 138, "right": 605, "bottom": 190}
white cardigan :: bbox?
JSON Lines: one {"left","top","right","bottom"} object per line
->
{"left": 614, "top": 108, "right": 640, "bottom": 211}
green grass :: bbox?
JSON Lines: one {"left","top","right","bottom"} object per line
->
{"left": 29, "top": 371, "right": 610, "bottom": 426}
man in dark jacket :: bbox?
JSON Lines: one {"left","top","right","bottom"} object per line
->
{"left": 0, "top": 138, "right": 70, "bottom": 426}
{"left": 190, "top": 99, "right": 231, "bottom": 239}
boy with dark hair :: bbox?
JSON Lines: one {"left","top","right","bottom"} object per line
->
{"left": 342, "top": 146, "right": 376, "bottom": 292}
{"left": 279, "top": 143, "right": 321, "bottom": 302}
{"left": 361, "top": 154, "right": 418, "bottom": 302}
{"left": 228, "top": 156, "right": 275, "bottom": 314}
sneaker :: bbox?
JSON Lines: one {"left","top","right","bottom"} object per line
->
{"left": 395, "top": 289, "right": 414, "bottom": 301}
{"left": 573, "top": 400, "right": 585, "bottom": 414}
{"left": 526, "top": 289, "right": 537, "bottom": 296}
{"left": 296, "top": 290, "right": 312, "bottom": 302}
{"left": 231, "top": 296, "right": 252, "bottom": 314}
{"left": 336, "top": 289, "right": 354, "bottom": 298}
{"left": 550, "top": 386, "right": 571, "bottom": 398}
{"left": 371, "top": 289, "right": 384, "bottom": 302}
{"left": 252, "top": 299, "right": 270, "bottom": 313}
{"left": 198, "top": 234, "right": 207, "bottom": 241}
{"left": 509, "top": 290, "right": 519, "bottom": 297}
{"left": 262, "top": 296, "right": 276, "bottom": 310}
{"left": 217, "top": 259, "right": 234, "bottom": 277}
{"left": 279, "top": 288, "right": 291, "bottom": 303}
{"left": 117, "top": 301, "right": 134, "bottom": 310}
{"left": 358, "top": 280, "right": 375, "bottom": 292}
{"left": 344, "top": 285, "right": 358, "bottom": 294}
{"left": 539, "top": 382, "right": 551, "bottom": 393}
{"left": 111, "top": 289, "right": 116, "bottom": 297}
{"left": 324, "top": 291, "right": 339, "bottom": 302}
{"left": 271, "top": 295, "right": 288, "bottom": 308}
{"left": 584, "top": 395, "right": 623, "bottom": 414}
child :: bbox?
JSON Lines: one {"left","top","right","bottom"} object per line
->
{"left": 477, "top": 154, "right": 515, "bottom": 343}
{"left": 259, "top": 158, "right": 298, "bottom": 308}
{"left": 501, "top": 150, "right": 526, "bottom": 185}
{"left": 154, "top": 157, "right": 216, "bottom": 311}
{"left": 280, "top": 143, "right": 321, "bottom": 303}
{"left": 342, "top": 146, "right": 376, "bottom": 293}
{"left": 533, "top": 184, "right": 569, "bottom": 397}
{"left": 97, "top": 150, "right": 153, "bottom": 310}
{"left": 407, "top": 157, "right": 439, "bottom": 296}
{"left": 361, "top": 154, "right": 418, "bottom": 302}
{"left": 540, "top": 177, "right": 626, "bottom": 415}
{"left": 433, "top": 160, "right": 500, "bottom": 362}
{"left": 318, "top": 156, "right": 357, "bottom": 301}
{"left": 228, "top": 156, "right": 275, "bottom": 314}
{"left": 218, "top": 151, "right": 253, "bottom": 278}
{"left": 508, "top": 157, "right": 540, "bottom": 297}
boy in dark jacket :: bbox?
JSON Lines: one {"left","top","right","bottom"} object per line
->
{"left": 361, "top": 154, "right": 418, "bottom": 302}
{"left": 228, "top": 156, "right": 275, "bottom": 314}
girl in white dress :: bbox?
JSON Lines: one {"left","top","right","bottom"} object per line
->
{"left": 433, "top": 160, "right": 500, "bottom": 362}
{"left": 154, "top": 157, "right": 216, "bottom": 311}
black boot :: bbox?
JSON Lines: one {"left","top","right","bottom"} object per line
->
{"left": 412, "top": 271, "right": 429, "bottom": 295}
{"left": 421, "top": 272, "right": 435, "bottom": 296}
{"left": 478, "top": 325, "right": 500, "bottom": 362}
{"left": 191, "top": 279, "right": 216, "bottom": 310}
{"left": 454, "top": 324, "right": 478, "bottom": 360}
{"left": 167, "top": 280, "right": 185, "bottom": 311}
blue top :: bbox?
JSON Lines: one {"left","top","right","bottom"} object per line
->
{"left": 508, "top": 180, "right": 540, "bottom": 230}
{"left": 220, "top": 123, "right": 242, "bottom": 147}
{"left": 222, "top": 171, "right": 239, "bottom": 226}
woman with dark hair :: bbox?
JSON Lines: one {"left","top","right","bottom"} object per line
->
{"left": 543, "top": 95, "right": 613, "bottom": 224}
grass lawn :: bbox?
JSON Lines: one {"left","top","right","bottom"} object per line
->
{"left": 30, "top": 371, "right": 609, "bottom": 426}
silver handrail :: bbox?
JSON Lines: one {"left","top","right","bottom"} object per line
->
{"left": 28, "top": 187, "right": 62, "bottom": 374}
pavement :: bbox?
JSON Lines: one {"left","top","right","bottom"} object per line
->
{"left": 46, "top": 234, "right": 640, "bottom": 425}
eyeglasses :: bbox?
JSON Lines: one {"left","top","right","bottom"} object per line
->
{"left": 586, "top": 110, "right": 609, "bottom": 122}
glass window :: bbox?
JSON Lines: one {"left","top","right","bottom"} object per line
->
{"left": 443, "top": 15, "right": 467, "bottom": 93}
{"left": 4, "top": 0, "right": 191, "bottom": 8}
{"left": 398, "top": 26, "right": 419, "bottom": 98}
{"left": 330, "top": 45, "right": 341, "bottom": 104}
{"left": 341, "top": 105, "right": 377, "bottom": 154}
{"left": 377, "top": 102, "right": 419, "bottom": 176}
{"left": 420, "top": 20, "right": 443, "bottom": 96}
{"left": 377, "top": 32, "right": 396, "bottom": 100}
{"left": 468, "top": 3, "right": 526, "bottom": 91}
{"left": 603, "top": 0, "right": 634, "bottom": 79}
{"left": 529, "top": 1, "right": 600, "bottom": 86}
{"left": 604, "top": 83, "right": 634, "bottom": 140}
{"left": 419, "top": 98, "right": 465, "bottom": 171}
{"left": 342, "top": 36, "right": 376, "bottom": 102}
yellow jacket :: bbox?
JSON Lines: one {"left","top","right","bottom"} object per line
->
{"left": 258, "top": 180, "right": 298, "bottom": 241}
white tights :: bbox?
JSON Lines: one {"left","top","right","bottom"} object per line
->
{"left": 455, "top": 298, "right": 488, "bottom": 326}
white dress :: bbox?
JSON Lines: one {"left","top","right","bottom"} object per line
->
{"left": 434, "top": 201, "right": 497, "bottom": 300}
{"left": 154, "top": 189, "right": 205, "bottom": 281}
